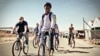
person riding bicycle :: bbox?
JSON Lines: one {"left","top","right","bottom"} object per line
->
{"left": 68, "top": 23, "right": 75, "bottom": 45}
{"left": 54, "top": 24, "right": 59, "bottom": 45}
{"left": 33, "top": 23, "right": 39, "bottom": 45}
{"left": 34, "top": 23, "right": 39, "bottom": 36}
{"left": 13, "top": 16, "right": 29, "bottom": 48}
{"left": 38, "top": 2, "right": 56, "bottom": 55}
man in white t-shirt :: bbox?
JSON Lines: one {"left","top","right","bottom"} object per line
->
{"left": 38, "top": 2, "right": 56, "bottom": 55}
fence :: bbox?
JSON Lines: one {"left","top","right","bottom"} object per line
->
{"left": 91, "top": 30, "right": 100, "bottom": 39}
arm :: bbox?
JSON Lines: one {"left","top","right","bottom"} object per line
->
{"left": 23, "top": 25, "right": 27, "bottom": 34}
{"left": 23, "top": 22, "right": 28, "bottom": 34}
{"left": 51, "top": 14, "right": 56, "bottom": 29}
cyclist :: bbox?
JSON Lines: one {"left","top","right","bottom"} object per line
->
{"left": 38, "top": 2, "right": 56, "bottom": 55}
{"left": 13, "top": 16, "right": 29, "bottom": 49}
{"left": 34, "top": 23, "right": 39, "bottom": 36}
{"left": 33, "top": 23, "right": 39, "bottom": 44}
{"left": 54, "top": 24, "right": 59, "bottom": 46}
{"left": 68, "top": 23, "right": 75, "bottom": 45}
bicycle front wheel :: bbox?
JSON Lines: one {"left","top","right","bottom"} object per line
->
{"left": 38, "top": 44, "right": 46, "bottom": 56}
{"left": 12, "top": 41, "right": 21, "bottom": 56}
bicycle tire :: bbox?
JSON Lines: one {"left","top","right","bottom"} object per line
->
{"left": 38, "top": 44, "right": 45, "bottom": 56}
{"left": 12, "top": 41, "right": 21, "bottom": 56}
{"left": 33, "top": 38, "right": 38, "bottom": 48}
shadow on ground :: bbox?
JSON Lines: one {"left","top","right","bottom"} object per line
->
{"left": 58, "top": 47, "right": 64, "bottom": 48}
{"left": 75, "top": 47, "right": 94, "bottom": 49}
{"left": 22, "top": 53, "right": 55, "bottom": 56}
{"left": 22, "top": 53, "right": 37, "bottom": 56}
{"left": 57, "top": 49, "right": 89, "bottom": 54}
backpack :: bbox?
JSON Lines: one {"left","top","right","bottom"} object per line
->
{"left": 42, "top": 12, "right": 52, "bottom": 23}
{"left": 42, "top": 12, "right": 57, "bottom": 30}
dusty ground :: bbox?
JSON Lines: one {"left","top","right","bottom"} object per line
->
{"left": 0, "top": 37, "right": 100, "bottom": 56}
{"left": 0, "top": 30, "right": 100, "bottom": 56}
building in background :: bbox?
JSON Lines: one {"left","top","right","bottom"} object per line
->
{"left": 85, "top": 17, "right": 100, "bottom": 40}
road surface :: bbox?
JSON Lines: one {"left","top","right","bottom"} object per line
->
{"left": 0, "top": 37, "right": 100, "bottom": 56}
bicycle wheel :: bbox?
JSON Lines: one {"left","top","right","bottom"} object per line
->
{"left": 23, "top": 42, "right": 29, "bottom": 55}
{"left": 38, "top": 44, "right": 45, "bottom": 56}
{"left": 12, "top": 41, "right": 21, "bottom": 56}
{"left": 46, "top": 37, "right": 53, "bottom": 56}
{"left": 33, "top": 37, "right": 38, "bottom": 48}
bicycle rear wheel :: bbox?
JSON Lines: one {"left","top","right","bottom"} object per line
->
{"left": 12, "top": 41, "right": 21, "bottom": 56}
{"left": 33, "top": 37, "right": 39, "bottom": 48}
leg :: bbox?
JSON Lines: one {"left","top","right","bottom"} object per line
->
{"left": 40, "top": 32, "right": 46, "bottom": 56}
{"left": 68, "top": 34, "right": 71, "bottom": 45}
{"left": 72, "top": 33, "right": 75, "bottom": 44}
{"left": 17, "top": 34, "right": 22, "bottom": 42}
{"left": 50, "top": 29, "right": 55, "bottom": 51}
{"left": 24, "top": 32, "right": 29, "bottom": 45}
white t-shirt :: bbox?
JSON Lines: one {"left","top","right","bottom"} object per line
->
{"left": 39, "top": 13, "right": 56, "bottom": 32}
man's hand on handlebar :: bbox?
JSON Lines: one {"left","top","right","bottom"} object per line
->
{"left": 12, "top": 31, "right": 18, "bottom": 34}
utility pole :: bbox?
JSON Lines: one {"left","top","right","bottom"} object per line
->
{"left": 83, "top": 18, "right": 85, "bottom": 30}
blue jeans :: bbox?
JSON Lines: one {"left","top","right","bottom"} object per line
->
{"left": 40, "top": 29, "right": 55, "bottom": 55}
{"left": 50, "top": 29, "right": 55, "bottom": 49}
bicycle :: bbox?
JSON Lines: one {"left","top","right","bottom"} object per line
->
{"left": 69, "top": 33, "right": 75, "bottom": 48}
{"left": 38, "top": 31, "right": 54, "bottom": 56}
{"left": 12, "top": 33, "right": 29, "bottom": 56}
{"left": 33, "top": 35, "right": 40, "bottom": 48}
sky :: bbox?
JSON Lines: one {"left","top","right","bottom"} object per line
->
{"left": 0, "top": 0, "right": 100, "bottom": 31}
